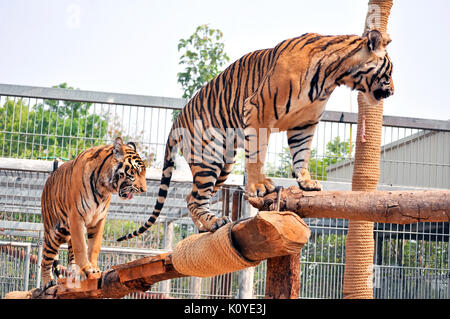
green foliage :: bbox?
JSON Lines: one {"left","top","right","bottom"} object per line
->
{"left": 174, "top": 24, "right": 230, "bottom": 121}
{"left": 231, "top": 149, "right": 245, "bottom": 175}
{"left": 303, "top": 233, "right": 346, "bottom": 263}
{"left": 266, "top": 146, "right": 293, "bottom": 178}
{"left": 325, "top": 136, "right": 353, "bottom": 161}
{"left": 0, "top": 83, "right": 108, "bottom": 160}
{"left": 107, "top": 115, "right": 154, "bottom": 167}
{"left": 264, "top": 137, "right": 353, "bottom": 179}
{"left": 310, "top": 137, "right": 353, "bottom": 181}
{"left": 309, "top": 149, "right": 328, "bottom": 181}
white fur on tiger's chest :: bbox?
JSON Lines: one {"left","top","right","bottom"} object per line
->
{"left": 84, "top": 196, "right": 111, "bottom": 227}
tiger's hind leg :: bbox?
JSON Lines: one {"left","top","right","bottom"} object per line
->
{"left": 211, "top": 162, "right": 235, "bottom": 196}
{"left": 186, "top": 163, "right": 230, "bottom": 232}
{"left": 41, "top": 228, "right": 68, "bottom": 289}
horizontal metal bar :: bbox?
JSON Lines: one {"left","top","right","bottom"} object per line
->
{"left": 0, "top": 220, "right": 44, "bottom": 231}
{"left": 321, "top": 111, "right": 358, "bottom": 124}
{"left": 0, "top": 241, "right": 167, "bottom": 255}
{"left": 1, "top": 83, "right": 448, "bottom": 131}
{"left": 0, "top": 230, "right": 40, "bottom": 238}
{"left": 383, "top": 114, "right": 450, "bottom": 131}
{"left": 323, "top": 110, "right": 450, "bottom": 131}
{"left": 0, "top": 157, "right": 58, "bottom": 173}
{"left": 0, "top": 240, "right": 33, "bottom": 248}
{"left": 0, "top": 83, "right": 188, "bottom": 110}
{"left": 57, "top": 243, "right": 167, "bottom": 256}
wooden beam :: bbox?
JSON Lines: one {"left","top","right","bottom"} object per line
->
{"left": 27, "top": 253, "right": 183, "bottom": 299}
{"left": 265, "top": 254, "right": 300, "bottom": 299}
{"left": 7, "top": 210, "right": 309, "bottom": 299}
{"left": 248, "top": 186, "right": 450, "bottom": 224}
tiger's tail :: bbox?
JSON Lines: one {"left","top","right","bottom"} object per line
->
{"left": 116, "top": 132, "right": 178, "bottom": 242}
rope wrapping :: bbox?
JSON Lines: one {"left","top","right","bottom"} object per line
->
{"left": 171, "top": 222, "right": 260, "bottom": 277}
{"left": 343, "top": 0, "right": 393, "bottom": 299}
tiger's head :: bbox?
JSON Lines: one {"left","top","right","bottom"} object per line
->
{"left": 340, "top": 30, "right": 394, "bottom": 105}
{"left": 110, "top": 137, "right": 147, "bottom": 200}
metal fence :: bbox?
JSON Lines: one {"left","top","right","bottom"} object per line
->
{"left": 0, "top": 83, "right": 449, "bottom": 299}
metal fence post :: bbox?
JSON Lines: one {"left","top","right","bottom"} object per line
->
{"left": 237, "top": 202, "right": 257, "bottom": 299}
{"left": 23, "top": 243, "right": 31, "bottom": 291}
{"left": 36, "top": 231, "right": 43, "bottom": 289}
{"left": 160, "top": 221, "right": 173, "bottom": 297}
{"left": 448, "top": 242, "right": 450, "bottom": 298}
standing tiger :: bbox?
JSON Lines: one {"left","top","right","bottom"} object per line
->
{"left": 41, "top": 137, "right": 147, "bottom": 288}
{"left": 117, "top": 29, "right": 393, "bottom": 241}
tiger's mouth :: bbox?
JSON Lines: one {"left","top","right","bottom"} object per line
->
{"left": 118, "top": 182, "right": 135, "bottom": 200}
{"left": 118, "top": 180, "right": 145, "bottom": 200}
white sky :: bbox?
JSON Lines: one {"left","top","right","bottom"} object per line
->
{"left": 0, "top": 0, "right": 449, "bottom": 121}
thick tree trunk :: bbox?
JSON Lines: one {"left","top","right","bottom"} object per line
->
{"left": 265, "top": 254, "right": 300, "bottom": 299}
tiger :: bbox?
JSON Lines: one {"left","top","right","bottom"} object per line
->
{"left": 117, "top": 29, "right": 394, "bottom": 241}
{"left": 41, "top": 137, "right": 147, "bottom": 288}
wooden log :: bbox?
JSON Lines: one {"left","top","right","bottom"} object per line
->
{"left": 248, "top": 186, "right": 450, "bottom": 224}
{"left": 265, "top": 254, "right": 300, "bottom": 299}
{"left": 232, "top": 211, "right": 309, "bottom": 261}
{"left": 20, "top": 210, "right": 309, "bottom": 299}
{"left": 29, "top": 253, "right": 182, "bottom": 299}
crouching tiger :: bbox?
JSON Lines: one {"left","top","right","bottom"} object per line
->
{"left": 41, "top": 137, "right": 147, "bottom": 288}
{"left": 117, "top": 29, "right": 394, "bottom": 241}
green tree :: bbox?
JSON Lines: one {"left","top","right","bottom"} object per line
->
{"left": 310, "top": 137, "right": 353, "bottom": 181}
{"left": 0, "top": 83, "right": 109, "bottom": 160}
{"left": 107, "top": 115, "right": 154, "bottom": 167}
{"left": 266, "top": 146, "right": 293, "bottom": 178}
{"left": 231, "top": 137, "right": 353, "bottom": 179}
{"left": 174, "top": 24, "right": 230, "bottom": 121}
{"left": 0, "top": 98, "right": 33, "bottom": 158}
{"left": 325, "top": 136, "right": 352, "bottom": 162}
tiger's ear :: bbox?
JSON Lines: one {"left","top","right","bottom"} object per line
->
{"left": 113, "top": 137, "right": 124, "bottom": 160}
{"left": 367, "top": 29, "right": 383, "bottom": 52}
{"left": 127, "top": 141, "right": 137, "bottom": 151}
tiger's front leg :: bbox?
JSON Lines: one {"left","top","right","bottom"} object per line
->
{"left": 244, "top": 126, "right": 276, "bottom": 197}
{"left": 287, "top": 125, "right": 322, "bottom": 191}
{"left": 87, "top": 217, "right": 107, "bottom": 273}
{"left": 68, "top": 211, "right": 98, "bottom": 278}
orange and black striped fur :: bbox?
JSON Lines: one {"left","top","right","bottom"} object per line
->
{"left": 117, "top": 30, "right": 393, "bottom": 240}
{"left": 41, "top": 137, "right": 146, "bottom": 288}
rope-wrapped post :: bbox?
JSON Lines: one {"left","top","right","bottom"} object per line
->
{"left": 344, "top": 0, "right": 393, "bottom": 299}
{"left": 5, "top": 211, "right": 310, "bottom": 299}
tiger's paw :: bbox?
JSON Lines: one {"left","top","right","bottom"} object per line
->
{"left": 246, "top": 178, "right": 276, "bottom": 197}
{"left": 297, "top": 178, "right": 322, "bottom": 191}
{"left": 43, "top": 279, "right": 58, "bottom": 291}
{"left": 80, "top": 263, "right": 101, "bottom": 278}
{"left": 210, "top": 216, "right": 230, "bottom": 232}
